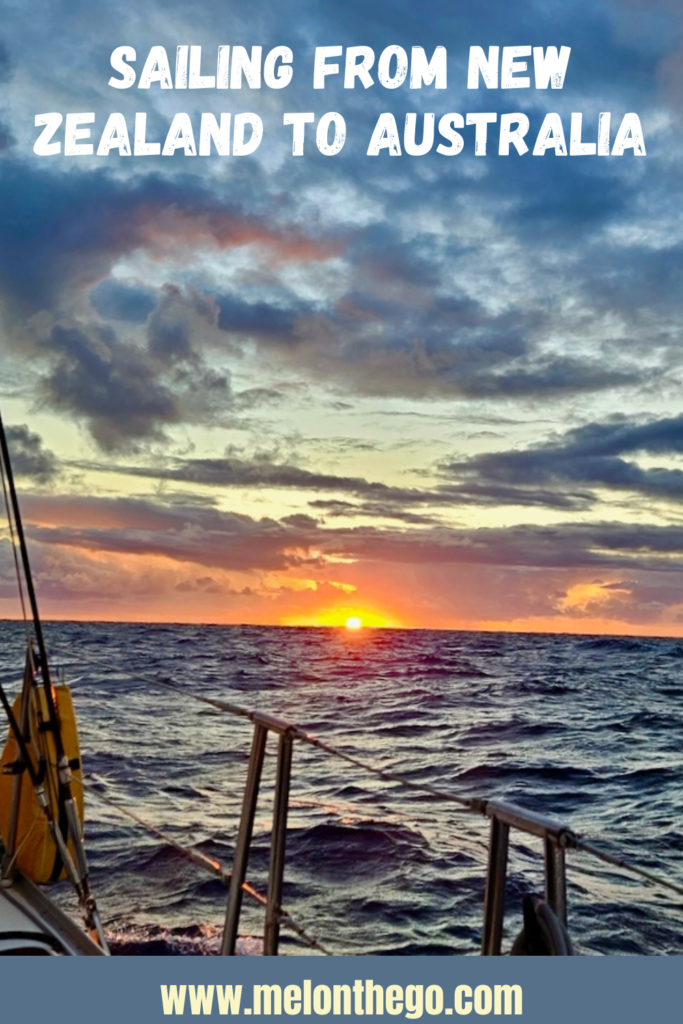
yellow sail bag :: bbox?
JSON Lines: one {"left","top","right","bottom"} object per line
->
{"left": 0, "top": 684, "right": 84, "bottom": 883}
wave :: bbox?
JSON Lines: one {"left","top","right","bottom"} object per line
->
{"left": 3, "top": 620, "right": 681, "bottom": 956}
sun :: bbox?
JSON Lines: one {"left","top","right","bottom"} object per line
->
{"left": 345, "top": 616, "right": 363, "bottom": 630}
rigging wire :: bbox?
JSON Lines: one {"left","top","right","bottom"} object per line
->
{"left": 1, "top": 808, "right": 41, "bottom": 878}
{"left": 0, "top": 411, "right": 109, "bottom": 949}
{"left": 0, "top": 449, "right": 30, "bottom": 641}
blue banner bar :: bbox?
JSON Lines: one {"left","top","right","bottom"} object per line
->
{"left": 0, "top": 956, "right": 674, "bottom": 1023}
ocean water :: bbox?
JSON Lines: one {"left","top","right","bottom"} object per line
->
{"left": 1, "top": 622, "right": 683, "bottom": 956}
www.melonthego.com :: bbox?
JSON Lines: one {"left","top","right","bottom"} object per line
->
{"left": 160, "top": 982, "right": 523, "bottom": 1017}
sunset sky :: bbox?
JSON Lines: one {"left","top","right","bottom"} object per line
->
{"left": 1, "top": 0, "right": 683, "bottom": 634}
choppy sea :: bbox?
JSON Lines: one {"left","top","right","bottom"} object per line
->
{"left": 1, "top": 622, "right": 683, "bottom": 956}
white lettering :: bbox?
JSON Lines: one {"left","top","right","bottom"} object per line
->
{"left": 64, "top": 112, "right": 94, "bottom": 156}
{"left": 533, "top": 46, "right": 571, "bottom": 89}
{"left": 97, "top": 113, "right": 131, "bottom": 156}
{"left": 410, "top": 46, "right": 447, "bottom": 88}
{"left": 139, "top": 46, "right": 173, "bottom": 89}
{"left": 345, "top": 46, "right": 375, "bottom": 89}
{"left": 199, "top": 113, "right": 231, "bottom": 155}
{"left": 501, "top": 46, "right": 531, "bottom": 88}
{"left": 467, "top": 46, "right": 499, "bottom": 88}
{"left": 377, "top": 46, "right": 408, "bottom": 89}
{"left": 283, "top": 112, "right": 314, "bottom": 155}
{"left": 314, "top": 46, "right": 342, "bottom": 88}
{"left": 264, "top": 47, "right": 293, "bottom": 89}
{"left": 404, "top": 112, "right": 434, "bottom": 156}
{"left": 316, "top": 112, "right": 346, "bottom": 155}
{"left": 33, "top": 113, "right": 63, "bottom": 155}
{"left": 499, "top": 112, "right": 530, "bottom": 155}
{"left": 466, "top": 112, "right": 497, "bottom": 155}
{"left": 436, "top": 113, "right": 464, "bottom": 155}
{"left": 109, "top": 46, "right": 136, "bottom": 89}
{"left": 233, "top": 113, "right": 263, "bottom": 155}
{"left": 533, "top": 112, "right": 567, "bottom": 155}
{"left": 367, "top": 112, "right": 402, "bottom": 155}
{"left": 612, "top": 112, "right": 646, "bottom": 155}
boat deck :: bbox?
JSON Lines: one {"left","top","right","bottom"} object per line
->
{"left": 0, "top": 873, "right": 106, "bottom": 955}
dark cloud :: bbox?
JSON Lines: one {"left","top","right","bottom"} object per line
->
{"left": 24, "top": 496, "right": 314, "bottom": 573}
{"left": 0, "top": 119, "right": 15, "bottom": 152}
{"left": 309, "top": 498, "right": 441, "bottom": 524}
{"left": 0, "top": 40, "right": 14, "bottom": 84}
{"left": 0, "top": 162, "right": 337, "bottom": 319}
{"left": 232, "top": 388, "right": 286, "bottom": 411}
{"left": 40, "top": 313, "right": 230, "bottom": 451}
{"left": 4, "top": 425, "right": 58, "bottom": 484}
{"left": 18, "top": 492, "right": 683, "bottom": 577}
{"left": 43, "top": 323, "right": 182, "bottom": 450}
{"left": 174, "top": 575, "right": 223, "bottom": 594}
{"left": 89, "top": 280, "right": 157, "bottom": 323}
{"left": 216, "top": 296, "right": 302, "bottom": 341}
{"left": 146, "top": 283, "right": 219, "bottom": 363}
{"left": 64, "top": 447, "right": 606, "bottom": 517}
{"left": 0, "top": 41, "right": 672, "bottom": 416}
{"left": 441, "top": 413, "right": 683, "bottom": 508}
{"left": 213, "top": 278, "right": 641, "bottom": 400}
{"left": 75, "top": 450, "right": 431, "bottom": 503}
{"left": 0, "top": 50, "right": 675, "bottom": 419}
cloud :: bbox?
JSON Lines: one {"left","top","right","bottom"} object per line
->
{"left": 68, "top": 447, "right": 588, "bottom": 519}
{"left": 63, "top": 441, "right": 633, "bottom": 519}
{"left": 0, "top": 162, "right": 340, "bottom": 322}
{"left": 0, "top": 55, "right": 673, "bottom": 421}
{"left": 89, "top": 280, "right": 157, "bottom": 323}
{"left": 440, "top": 412, "right": 683, "bottom": 508}
{"left": 3, "top": 425, "right": 58, "bottom": 483}
{"left": 35, "top": 304, "right": 231, "bottom": 451}
{"left": 146, "top": 283, "right": 219, "bottom": 363}
{"left": 17, "top": 491, "right": 683, "bottom": 576}
{"left": 0, "top": 120, "right": 15, "bottom": 152}
{"left": 42, "top": 322, "right": 181, "bottom": 449}
{"left": 0, "top": 40, "right": 14, "bottom": 84}
{"left": 2, "top": 0, "right": 683, "bottom": 633}
{"left": 91, "top": 449, "right": 425, "bottom": 500}
{"left": 213, "top": 281, "right": 642, "bottom": 401}
{"left": 309, "top": 498, "right": 442, "bottom": 525}
{"left": 4, "top": 490, "right": 683, "bottom": 630}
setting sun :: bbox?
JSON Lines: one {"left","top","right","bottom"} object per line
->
{"left": 345, "top": 616, "right": 363, "bottom": 630}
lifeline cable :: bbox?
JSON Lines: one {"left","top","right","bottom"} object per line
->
{"left": 49, "top": 642, "right": 683, "bottom": 904}
{"left": 70, "top": 771, "right": 332, "bottom": 955}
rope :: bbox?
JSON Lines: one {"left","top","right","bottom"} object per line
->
{"left": 70, "top": 772, "right": 333, "bottom": 955}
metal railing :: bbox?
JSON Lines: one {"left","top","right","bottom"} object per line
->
{"left": 27, "top": 652, "right": 683, "bottom": 957}
{"left": 480, "top": 801, "right": 570, "bottom": 956}
{"left": 222, "top": 713, "right": 294, "bottom": 956}
{"left": 206, "top": 704, "right": 673, "bottom": 957}
{"left": 218, "top": 720, "right": 575, "bottom": 956}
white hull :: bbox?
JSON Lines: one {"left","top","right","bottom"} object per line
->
{"left": 0, "top": 874, "right": 106, "bottom": 956}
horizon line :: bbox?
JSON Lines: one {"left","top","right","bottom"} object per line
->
{"left": 0, "top": 616, "right": 680, "bottom": 643}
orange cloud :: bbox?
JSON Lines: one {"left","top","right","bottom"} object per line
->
{"left": 135, "top": 205, "right": 344, "bottom": 265}
{"left": 6, "top": 494, "right": 683, "bottom": 637}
